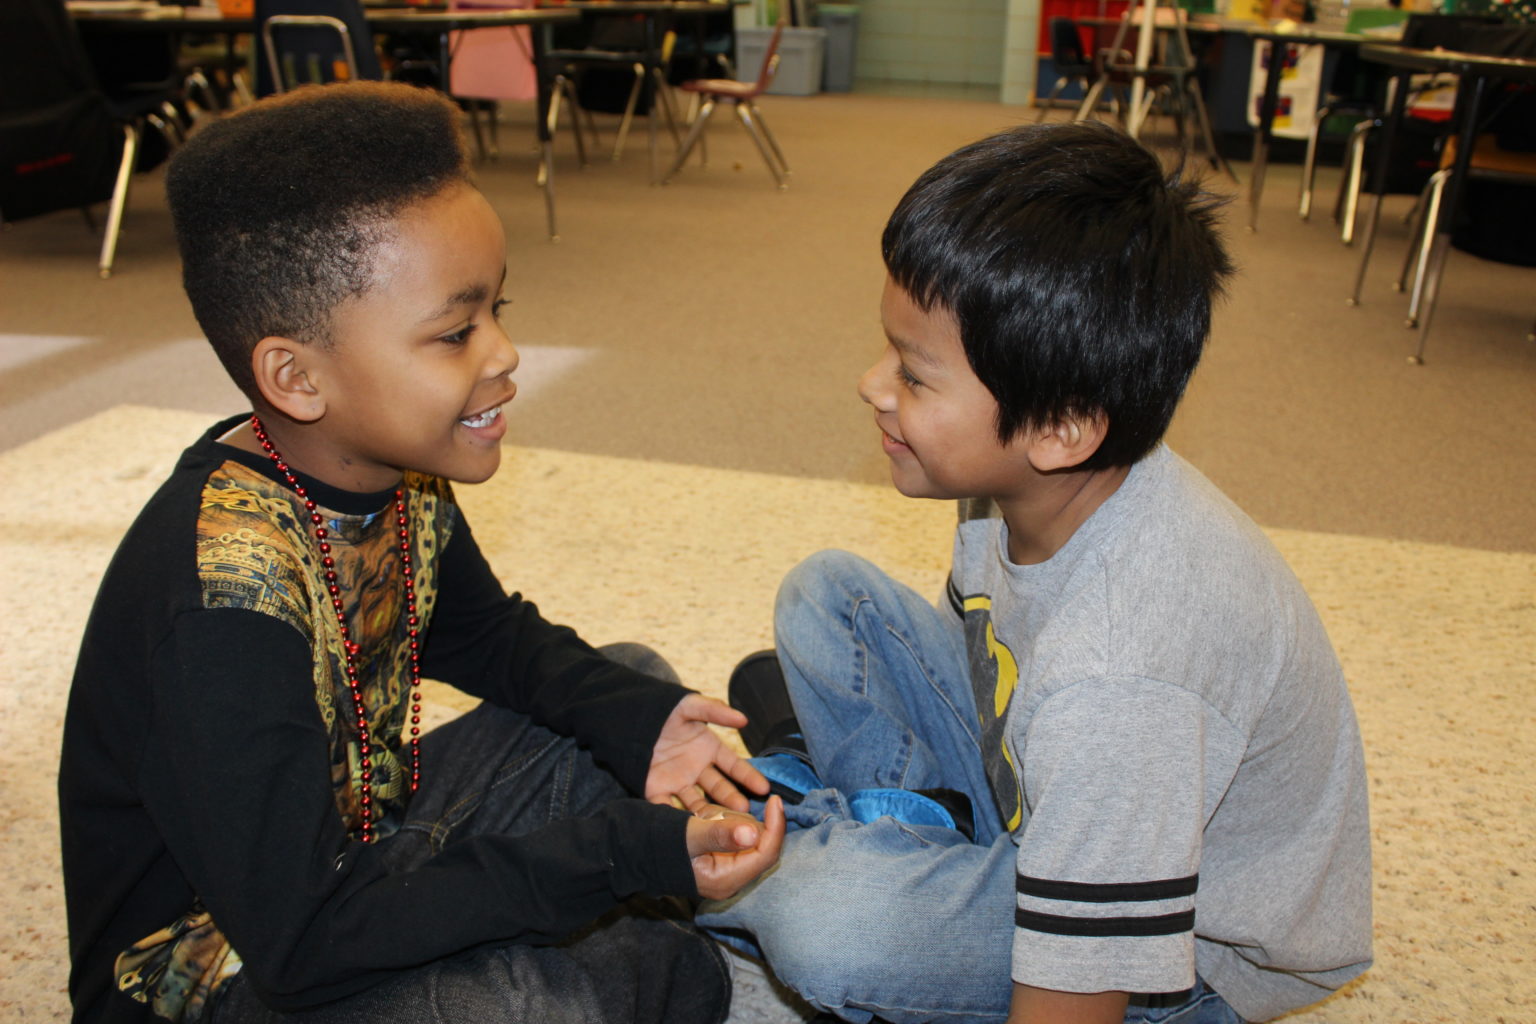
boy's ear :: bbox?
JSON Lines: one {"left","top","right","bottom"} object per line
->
{"left": 1027, "top": 412, "right": 1108, "bottom": 473}
{"left": 250, "top": 336, "right": 327, "bottom": 424}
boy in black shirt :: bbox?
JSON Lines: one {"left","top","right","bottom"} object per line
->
{"left": 58, "top": 82, "right": 783, "bottom": 1024}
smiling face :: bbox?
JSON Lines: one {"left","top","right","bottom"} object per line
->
{"left": 291, "top": 182, "right": 519, "bottom": 491}
{"left": 858, "top": 277, "right": 1037, "bottom": 504}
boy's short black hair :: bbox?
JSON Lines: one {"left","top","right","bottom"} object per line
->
{"left": 166, "top": 82, "right": 471, "bottom": 397}
{"left": 882, "top": 121, "right": 1233, "bottom": 470}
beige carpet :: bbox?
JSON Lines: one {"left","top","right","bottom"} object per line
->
{"left": 3, "top": 405, "right": 1532, "bottom": 1022}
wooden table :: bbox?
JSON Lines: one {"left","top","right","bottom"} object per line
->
{"left": 1349, "top": 42, "right": 1536, "bottom": 362}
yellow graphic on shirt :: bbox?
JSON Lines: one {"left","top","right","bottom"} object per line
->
{"left": 963, "top": 595, "right": 1024, "bottom": 832}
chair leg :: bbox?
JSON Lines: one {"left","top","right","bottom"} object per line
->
{"left": 662, "top": 96, "right": 716, "bottom": 183}
{"left": 746, "top": 101, "right": 789, "bottom": 177}
{"left": 99, "top": 124, "right": 138, "bottom": 280}
{"left": 467, "top": 103, "right": 489, "bottom": 161}
{"left": 556, "top": 76, "right": 589, "bottom": 166}
{"left": 231, "top": 68, "right": 255, "bottom": 107}
{"left": 1336, "top": 120, "right": 1373, "bottom": 245}
{"left": 1184, "top": 80, "right": 1232, "bottom": 181}
{"left": 1036, "top": 78, "right": 1068, "bottom": 123}
{"left": 733, "top": 100, "right": 786, "bottom": 189}
{"left": 1403, "top": 169, "right": 1449, "bottom": 328}
{"left": 1075, "top": 78, "right": 1107, "bottom": 122}
{"left": 651, "top": 67, "right": 682, "bottom": 147}
{"left": 1299, "top": 107, "right": 1327, "bottom": 220}
{"left": 540, "top": 138, "right": 559, "bottom": 242}
{"left": 1394, "top": 180, "right": 1428, "bottom": 293}
{"left": 677, "top": 91, "right": 708, "bottom": 167}
{"left": 611, "top": 63, "right": 646, "bottom": 161}
{"left": 182, "top": 69, "right": 220, "bottom": 121}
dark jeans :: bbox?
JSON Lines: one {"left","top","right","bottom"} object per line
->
{"left": 211, "top": 644, "right": 729, "bottom": 1024}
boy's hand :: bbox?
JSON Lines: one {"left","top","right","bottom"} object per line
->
{"left": 647, "top": 694, "right": 770, "bottom": 813}
{"left": 686, "top": 796, "right": 786, "bottom": 901}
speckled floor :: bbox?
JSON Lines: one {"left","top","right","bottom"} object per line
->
{"left": 4, "top": 406, "right": 1532, "bottom": 1023}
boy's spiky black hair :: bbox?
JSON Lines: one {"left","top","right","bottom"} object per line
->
{"left": 166, "top": 82, "right": 471, "bottom": 398}
{"left": 882, "top": 121, "right": 1234, "bottom": 470}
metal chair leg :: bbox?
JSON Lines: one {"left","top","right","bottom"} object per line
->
{"left": 1394, "top": 178, "right": 1431, "bottom": 293}
{"left": 1185, "top": 81, "right": 1231, "bottom": 180}
{"left": 747, "top": 101, "right": 789, "bottom": 177}
{"left": 1036, "top": 79, "right": 1068, "bottom": 123}
{"left": 734, "top": 101, "right": 786, "bottom": 188}
{"left": 1075, "top": 78, "right": 1107, "bottom": 121}
{"left": 1300, "top": 110, "right": 1326, "bottom": 220}
{"left": 99, "top": 124, "right": 138, "bottom": 279}
{"left": 1337, "top": 120, "right": 1373, "bottom": 245}
{"left": 662, "top": 97, "right": 715, "bottom": 183}
{"left": 540, "top": 138, "right": 558, "bottom": 242}
{"left": 611, "top": 64, "right": 646, "bottom": 161}
{"left": 557, "top": 76, "right": 588, "bottom": 166}
{"left": 652, "top": 67, "right": 682, "bottom": 146}
{"left": 467, "top": 103, "right": 489, "bottom": 161}
{"left": 1403, "top": 170, "right": 1449, "bottom": 328}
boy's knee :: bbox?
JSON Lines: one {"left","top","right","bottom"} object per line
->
{"left": 775, "top": 550, "right": 878, "bottom": 624}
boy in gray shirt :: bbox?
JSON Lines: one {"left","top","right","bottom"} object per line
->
{"left": 701, "top": 122, "right": 1372, "bottom": 1023}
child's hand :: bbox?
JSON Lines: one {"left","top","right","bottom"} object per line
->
{"left": 685, "top": 796, "right": 786, "bottom": 901}
{"left": 647, "top": 694, "right": 771, "bottom": 813}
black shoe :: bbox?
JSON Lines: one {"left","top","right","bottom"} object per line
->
{"left": 728, "top": 650, "right": 807, "bottom": 758}
{"left": 913, "top": 787, "right": 976, "bottom": 843}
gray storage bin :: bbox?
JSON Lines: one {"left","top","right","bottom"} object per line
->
{"left": 815, "top": 3, "right": 858, "bottom": 92}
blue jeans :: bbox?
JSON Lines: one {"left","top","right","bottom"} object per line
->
{"left": 211, "top": 644, "right": 729, "bottom": 1024}
{"left": 698, "top": 551, "right": 1244, "bottom": 1024}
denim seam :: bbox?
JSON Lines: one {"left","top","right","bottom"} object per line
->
{"left": 849, "top": 593, "right": 985, "bottom": 786}
{"left": 417, "top": 733, "right": 568, "bottom": 850}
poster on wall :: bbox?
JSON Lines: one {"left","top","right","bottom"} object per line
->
{"left": 1246, "top": 41, "right": 1323, "bottom": 139}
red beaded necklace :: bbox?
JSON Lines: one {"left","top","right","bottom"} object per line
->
{"left": 250, "top": 415, "right": 422, "bottom": 844}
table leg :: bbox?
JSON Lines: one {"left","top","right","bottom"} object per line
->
{"left": 1348, "top": 68, "right": 1409, "bottom": 307}
{"left": 644, "top": 12, "right": 662, "bottom": 184}
{"left": 1248, "top": 39, "right": 1285, "bottom": 232}
{"left": 534, "top": 21, "right": 559, "bottom": 240}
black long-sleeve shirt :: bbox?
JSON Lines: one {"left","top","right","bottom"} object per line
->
{"left": 59, "top": 415, "right": 697, "bottom": 1023}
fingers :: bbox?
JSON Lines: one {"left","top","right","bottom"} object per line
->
{"left": 692, "top": 694, "right": 749, "bottom": 730}
{"left": 685, "top": 806, "right": 763, "bottom": 858}
{"left": 699, "top": 764, "right": 751, "bottom": 812}
{"left": 676, "top": 783, "right": 711, "bottom": 814}
{"left": 677, "top": 693, "right": 747, "bottom": 730}
{"left": 724, "top": 752, "right": 770, "bottom": 796}
{"left": 689, "top": 796, "right": 787, "bottom": 901}
{"left": 756, "top": 794, "right": 786, "bottom": 863}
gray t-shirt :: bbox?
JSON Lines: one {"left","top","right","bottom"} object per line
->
{"left": 950, "top": 445, "right": 1371, "bottom": 1022}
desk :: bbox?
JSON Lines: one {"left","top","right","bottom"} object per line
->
{"left": 1192, "top": 19, "right": 1370, "bottom": 230}
{"left": 1350, "top": 42, "right": 1536, "bottom": 362}
{"left": 1073, "top": 14, "right": 1368, "bottom": 221}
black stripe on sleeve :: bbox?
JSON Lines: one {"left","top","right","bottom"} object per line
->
{"left": 1015, "top": 907, "right": 1196, "bottom": 938}
{"left": 946, "top": 574, "right": 964, "bottom": 618}
{"left": 1016, "top": 874, "right": 1199, "bottom": 904}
